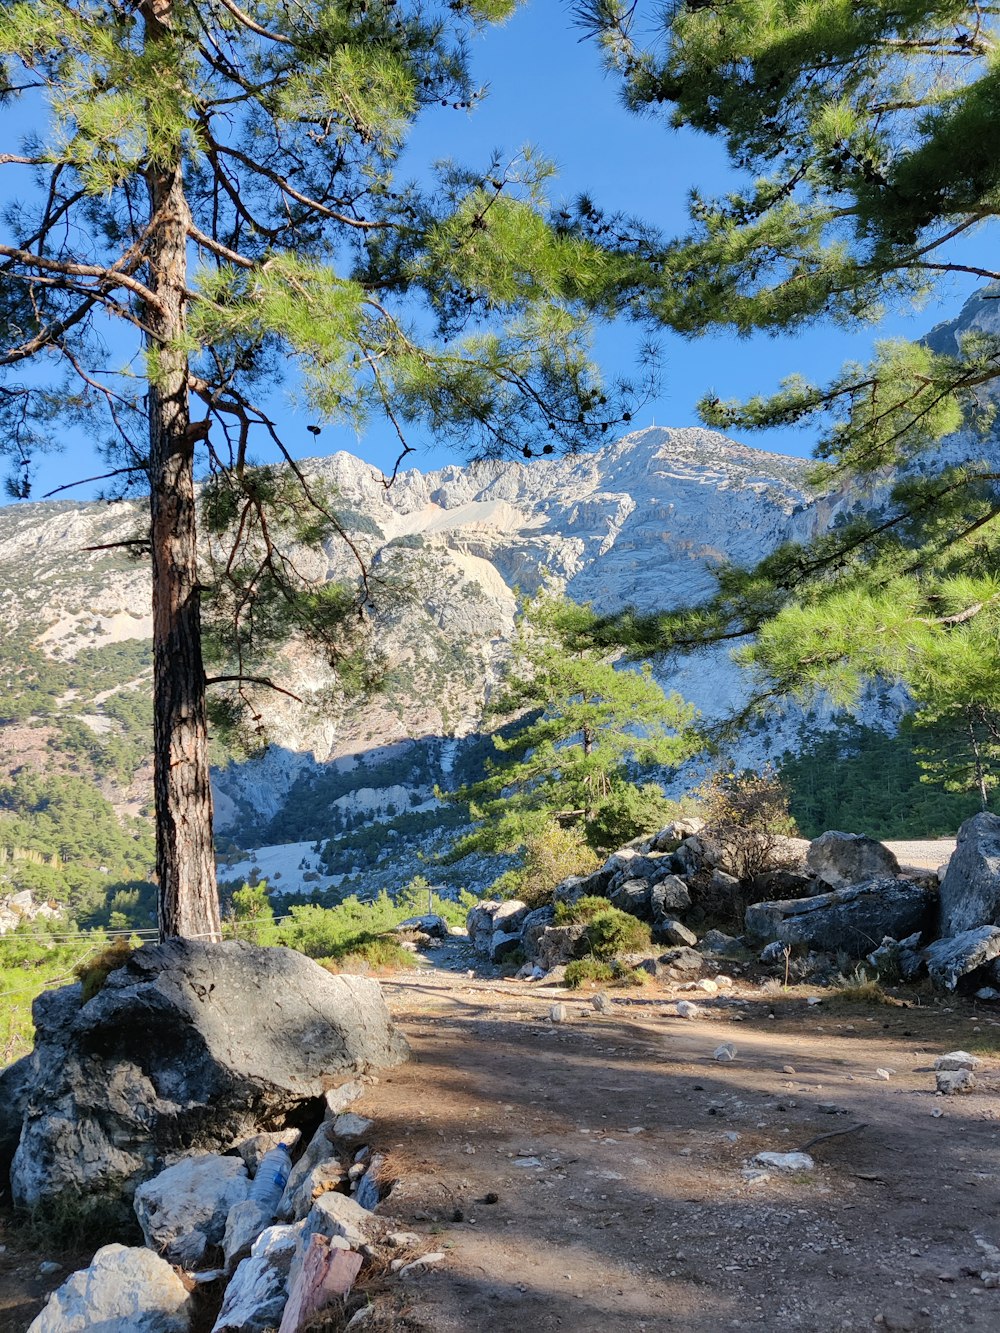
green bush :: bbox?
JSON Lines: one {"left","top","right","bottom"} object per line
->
{"left": 555, "top": 896, "right": 651, "bottom": 957}
{"left": 585, "top": 783, "right": 675, "bottom": 850}
{"left": 319, "top": 934, "right": 415, "bottom": 972}
{"left": 565, "top": 959, "right": 649, "bottom": 989}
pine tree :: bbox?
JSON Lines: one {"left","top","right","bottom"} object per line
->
{"left": 571, "top": 0, "right": 1000, "bottom": 772}
{"left": 448, "top": 587, "right": 698, "bottom": 855}
{"left": 0, "top": 0, "right": 643, "bottom": 939}
{"left": 575, "top": 0, "right": 1000, "bottom": 474}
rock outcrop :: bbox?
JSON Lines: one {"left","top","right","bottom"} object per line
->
{"left": 939, "top": 812, "right": 1000, "bottom": 935}
{"left": 26, "top": 1245, "right": 192, "bottom": 1333}
{"left": 744, "top": 878, "right": 936, "bottom": 953}
{"left": 806, "top": 831, "right": 901, "bottom": 888}
{"left": 8, "top": 939, "right": 408, "bottom": 1210}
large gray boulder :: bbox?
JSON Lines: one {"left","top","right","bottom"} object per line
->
{"left": 466, "top": 899, "right": 528, "bottom": 956}
{"left": 744, "top": 878, "right": 936, "bottom": 955}
{"left": 939, "top": 812, "right": 1000, "bottom": 935}
{"left": 134, "top": 1154, "right": 250, "bottom": 1267}
{"left": 807, "top": 831, "right": 900, "bottom": 888}
{"left": 9, "top": 940, "right": 408, "bottom": 1211}
{"left": 27, "top": 1244, "right": 191, "bottom": 1333}
{"left": 925, "top": 926, "right": 1000, "bottom": 991}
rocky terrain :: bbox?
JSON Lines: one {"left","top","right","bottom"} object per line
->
{"left": 6, "top": 808, "right": 1000, "bottom": 1331}
{"left": 0, "top": 422, "right": 898, "bottom": 890}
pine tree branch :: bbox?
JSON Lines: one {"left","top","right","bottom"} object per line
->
{"left": 0, "top": 295, "right": 98, "bottom": 365}
{"left": 186, "top": 220, "right": 254, "bottom": 268}
{"left": 0, "top": 245, "right": 165, "bottom": 311}
{"left": 205, "top": 674, "right": 303, "bottom": 702}
{"left": 209, "top": 0, "right": 293, "bottom": 44}
{"left": 209, "top": 138, "right": 391, "bottom": 230}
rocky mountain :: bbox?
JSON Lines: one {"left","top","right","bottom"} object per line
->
{"left": 0, "top": 421, "right": 936, "bottom": 901}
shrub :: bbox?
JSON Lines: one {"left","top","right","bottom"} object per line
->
{"left": 836, "top": 966, "right": 891, "bottom": 1004}
{"left": 320, "top": 935, "right": 415, "bottom": 973}
{"left": 585, "top": 783, "right": 675, "bottom": 851}
{"left": 565, "top": 959, "right": 649, "bottom": 989}
{"left": 74, "top": 939, "right": 134, "bottom": 1002}
{"left": 490, "top": 823, "right": 599, "bottom": 909}
{"left": 554, "top": 896, "right": 651, "bottom": 957}
{"left": 696, "top": 766, "right": 797, "bottom": 881}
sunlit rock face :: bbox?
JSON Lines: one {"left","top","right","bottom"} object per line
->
{"left": 0, "top": 424, "right": 889, "bottom": 840}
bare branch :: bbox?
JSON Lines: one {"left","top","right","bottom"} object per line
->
{"left": 205, "top": 673, "right": 303, "bottom": 703}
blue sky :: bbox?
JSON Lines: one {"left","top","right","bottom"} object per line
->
{"left": 2, "top": 0, "right": 992, "bottom": 502}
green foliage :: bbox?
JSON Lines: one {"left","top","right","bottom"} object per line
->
{"left": 563, "top": 958, "right": 615, "bottom": 987}
{"left": 577, "top": 0, "right": 1000, "bottom": 468}
{"left": 320, "top": 935, "right": 415, "bottom": 973}
{"left": 586, "top": 782, "right": 674, "bottom": 850}
{"left": 226, "top": 881, "right": 280, "bottom": 945}
{"left": 273, "top": 885, "right": 468, "bottom": 959}
{"left": 564, "top": 958, "right": 648, "bottom": 988}
{"left": 780, "top": 719, "right": 988, "bottom": 838}
{"left": 0, "top": 918, "right": 112, "bottom": 1062}
{"left": 448, "top": 587, "right": 698, "bottom": 859}
{"left": 571, "top": 0, "right": 1000, "bottom": 765}
{"left": 487, "top": 824, "right": 599, "bottom": 908}
{"left": 73, "top": 938, "right": 134, "bottom": 1003}
{"left": 556, "top": 898, "right": 651, "bottom": 958}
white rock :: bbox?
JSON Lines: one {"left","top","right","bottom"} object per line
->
{"left": 975, "top": 987, "right": 1000, "bottom": 1001}
{"left": 697, "top": 979, "right": 719, "bottom": 995}
{"left": 134, "top": 1155, "right": 250, "bottom": 1268}
{"left": 676, "top": 1001, "right": 701, "bottom": 1019}
{"left": 753, "top": 1152, "right": 815, "bottom": 1172}
{"left": 28, "top": 1244, "right": 191, "bottom": 1333}
{"left": 222, "top": 1200, "right": 270, "bottom": 1272}
{"left": 934, "top": 1050, "right": 982, "bottom": 1072}
{"left": 875, "top": 1068, "right": 893, "bottom": 1080}
{"left": 713, "top": 1043, "right": 736, "bottom": 1062}
{"left": 212, "top": 1253, "right": 288, "bottom": 1333}
{"left": 936, "top": 1069, "right": 976, "bottom": 1095}
{"left": 399, "top": 1252, "right": 445, "bottom": 1278}
{"left": 591, "top": 992, "right": 612, "bottom": 1013}
{"left": 806, "top": 996, "right": 823, "bottom": 1007}
{"left": 550, "top": 1003, "right": 568, "bottom": 1022}
{"left": 332, "top": 1113, "right": 375, "bottom": 1142}
{"left": 236, "top": 1129, "right": 302, "bottom": 1176}
{"left": 713, "top": 975, "right": 734, "bottom": 988}
{"left": 324, "top": 1081, "right": 365, "bottom": 1117}
{"left": 251, "top": 1222, "right": 305, "bottom": 1269}
{"left": 302, "top": 1188, "right": 383, "bottom": 1250}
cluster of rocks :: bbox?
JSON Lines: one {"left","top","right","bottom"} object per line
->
{"left": 1, "top": 939, "right": 416, "bottom": 1333}
{"left": 465, "top": 811, "right": 1000, "bottom": 995}
{"left": 0, "top": 888, "right": 60, "bottom": 936}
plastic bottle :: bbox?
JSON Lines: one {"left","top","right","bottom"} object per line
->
{"left": 249, "top": 1143, "right": 292, "bottom": 1217}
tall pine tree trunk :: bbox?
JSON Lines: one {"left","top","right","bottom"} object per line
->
{"left": 145, "top": 0, "right": 221, "bottom": 942}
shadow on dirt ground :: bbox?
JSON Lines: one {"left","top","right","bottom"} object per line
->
{"left": 349, "top": 941, "right": 1000, "bottom": 1332}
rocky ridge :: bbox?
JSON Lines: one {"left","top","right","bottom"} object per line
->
{"left": 0, "top": 426, "right": 859, "bottom": 845}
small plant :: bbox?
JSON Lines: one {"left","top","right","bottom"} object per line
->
{"left": 74, "top": 939, "right": 135, "bottom": 1002}
{"left": 489, "top": 823, "right": 599, "bottom": 909}
{"left": 835, "top": 966, "right": 889, "bottom": 1004}
{"left": 697, "top": 766, "right": 797, "bottom": 881}
{"left": 555, "top": 896, "right": 651, "bottom": 958}
{"left": 565, "top": 959, "right": 648, "bottom": 989}
{"left": 320, "top": 935, "right": 415, "bottom": 974}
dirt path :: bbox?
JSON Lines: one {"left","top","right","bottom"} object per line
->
{"left": 883, "top": 841, "right": 956, "bottom": 874}
{"left": 350, "top": 948, "right": 1000, "bottom": 1332}
{"left": 5, "top": 925, "right": 999, "bottom": 1333}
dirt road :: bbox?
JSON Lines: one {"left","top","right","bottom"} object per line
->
{"left": 352, "top": 954, "right": 1000, "bottom": 1332}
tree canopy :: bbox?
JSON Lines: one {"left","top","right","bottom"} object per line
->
{"left": 0, "top": 0, "right": 647, "bottom": 937}
{"left": 448, "top": 586, "right": 698, "bottom": 855}
{"left": 572, "top": 0, "right": 1000, "bottom": 802}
